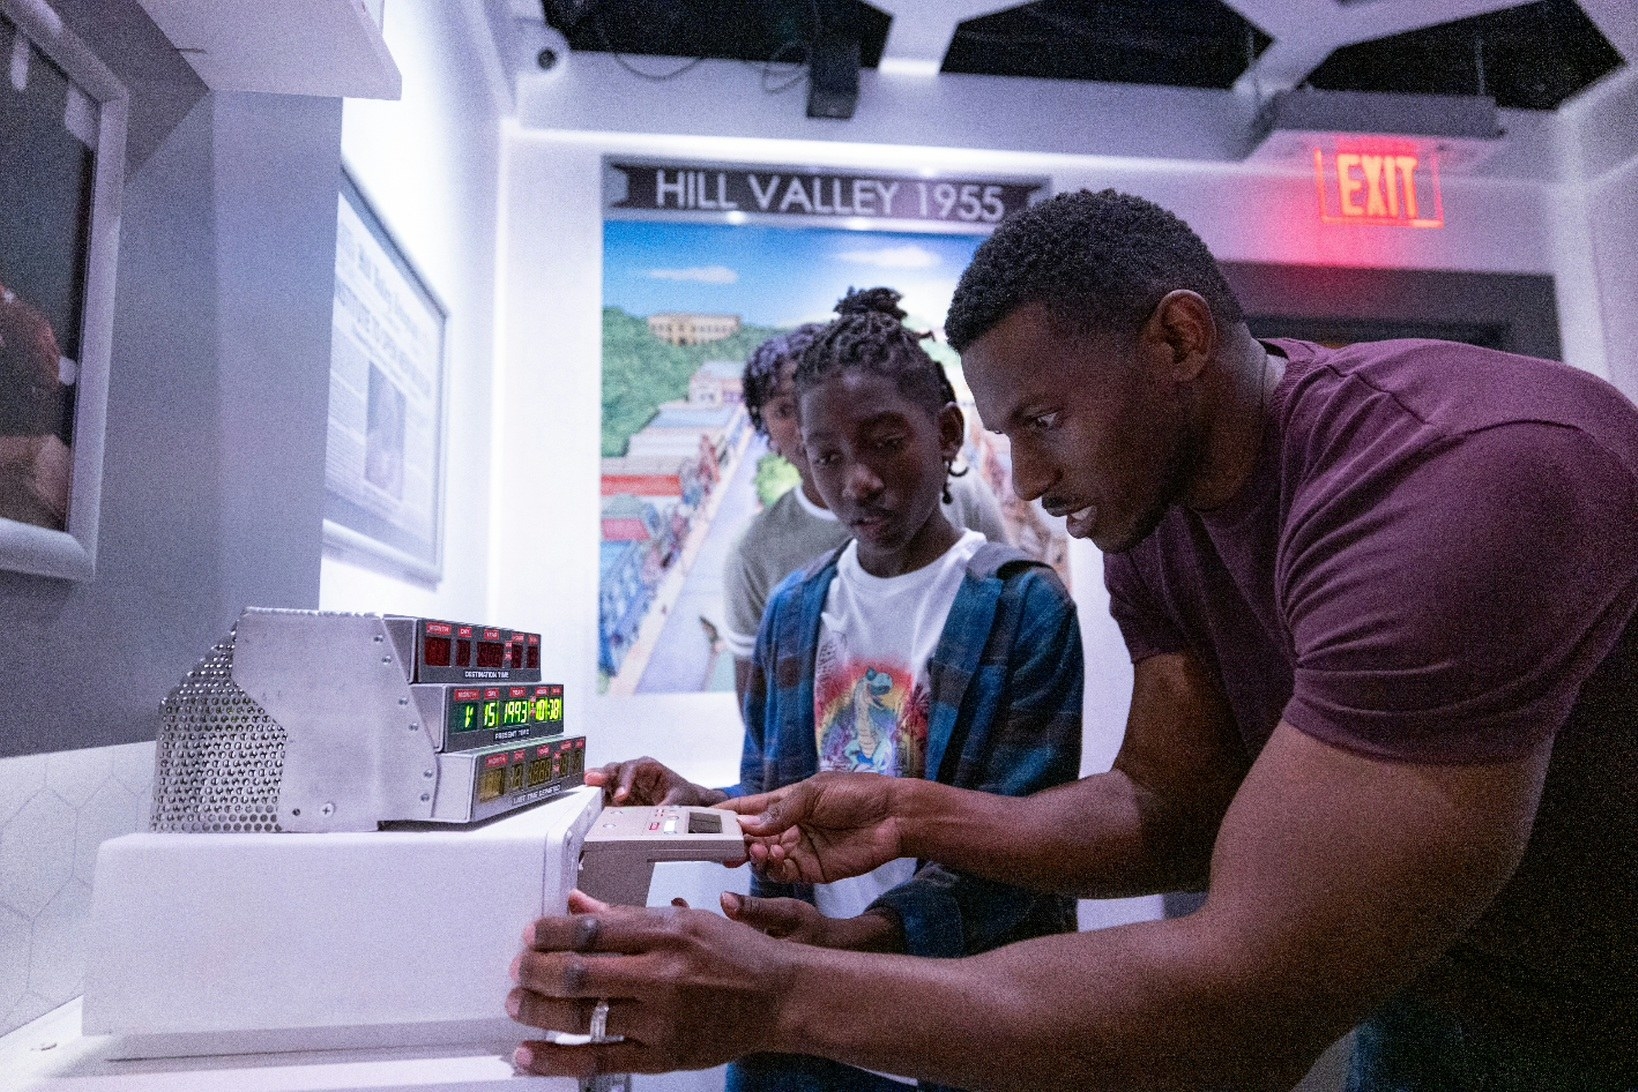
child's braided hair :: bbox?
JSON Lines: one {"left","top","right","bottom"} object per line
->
{"left": 796, "top": 286, "right": 966, "bottom": 502}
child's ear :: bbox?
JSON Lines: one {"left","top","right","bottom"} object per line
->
{"left": 938, "top": 402, "right": 965, "bottom": 460}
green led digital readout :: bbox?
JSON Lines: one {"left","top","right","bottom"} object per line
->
{"left": 450, "top": 702, "right": 481, "bottom": 734}
{"left": 450, "top": 691, "right": 559, "bottom": 735}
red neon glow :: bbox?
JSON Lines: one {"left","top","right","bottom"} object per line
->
{"left": 1313, "top": 146, "right": 1444, "bottom": 228}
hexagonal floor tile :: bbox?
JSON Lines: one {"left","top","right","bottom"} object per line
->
{"left": 0, "top": 753, "right": 46, "bottom": 829}
{"left": 29, "top": 878, "right": 91, "bottom": 1004}
{"left": 2, "top": 991, "right": 59, "bottom": 1040}
{"left": 45, "top": 746, "right": 113, "bottom": 809}
{"left": 0, "top": 902, "right": 30, "bottom": 1018}
{"left": 109, "top": 741, "right": 157, "bottom": 797}
{"left": 0, "top": 790, "right": 76, "bottom": 920}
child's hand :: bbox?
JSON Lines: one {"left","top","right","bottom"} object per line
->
{"left": 584, "top": 758, "right": 723, "bottom": 806}
{"left": 720, "top": 892, "right": 904, "bottom": 953}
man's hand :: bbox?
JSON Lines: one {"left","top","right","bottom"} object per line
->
{"left": 720, "top": 892, "right": 905, "bottom": 953}
{"left": 507, "top": 891, "right": 796, "bottom": 1077}
{"left": 722, "top": 772, "right": 904, "bottom": 884}
{"left": 585, "top": 757, "right": 726, "bottom": 806}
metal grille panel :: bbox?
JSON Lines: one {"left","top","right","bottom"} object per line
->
{"left": 152, "top": 633, "right": 286, "bottom": 833}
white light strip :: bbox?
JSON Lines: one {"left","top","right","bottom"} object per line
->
{"left": 876, "top": 56, "right": 941, "bottom": 79}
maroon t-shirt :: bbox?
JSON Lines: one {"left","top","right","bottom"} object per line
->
{"left": 1106, "top": 338, "right": 1638, "bottom": 1055}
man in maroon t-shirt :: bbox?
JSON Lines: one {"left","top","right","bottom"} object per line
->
{"left": 504, "top": 191, "right": 1637, "bottom": 1090}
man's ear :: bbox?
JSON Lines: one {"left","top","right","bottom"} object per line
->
{"left": 1141, "top": 290, "right": 1217, "bottom": 383}
{"left": 938, "top": 402, "right": 966, "bottom": 462}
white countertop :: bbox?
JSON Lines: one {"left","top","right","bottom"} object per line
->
{"left": 0, "top": 999, "right": 580, "bottom": 1092}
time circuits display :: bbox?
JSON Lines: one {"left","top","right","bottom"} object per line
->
{"left": 152, "top": 609, "right": 585, "bottom": 834}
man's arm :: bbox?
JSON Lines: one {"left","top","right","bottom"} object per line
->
{"left": 511, "top": 723, "right": 1549, "bottom": 1090}
{"left": 736, "top": 649, "right": 1249, "bottom": 899}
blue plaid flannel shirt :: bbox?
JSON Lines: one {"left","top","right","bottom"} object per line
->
{"left": 723, "top": 540, "right": 1083, "bottom": 959}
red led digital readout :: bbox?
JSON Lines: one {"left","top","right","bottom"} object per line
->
{"left": 476, "top": 641, "right": 504, "bottom": 668}
{"left": 423, "top": 637, "right": 452, "bottom": 667}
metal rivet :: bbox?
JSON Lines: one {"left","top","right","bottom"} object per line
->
{"left": 320, "top": 803, "right": 335, "bottom": 816}
{"left": 423, "top": 770, "right": 434, "bottom": 778}
{"left": 419, "top": 793, "right": 431, "bottom": 802}
{"left": 373, "top": 635, "right": 383, "bottom": 643}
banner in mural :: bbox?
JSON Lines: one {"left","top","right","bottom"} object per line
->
{"left": 598, "top": 159, "right": 1060, "bottom": 696}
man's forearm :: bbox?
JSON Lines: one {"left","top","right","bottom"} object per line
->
{"left": 887, "top": 773, "right": 1213, "bottom": 899}
{"left": 770, "top": 919, "right": 1324, "bottom": 1091}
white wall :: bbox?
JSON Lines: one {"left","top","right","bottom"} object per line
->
{"left": 318, "top": 0, "right": 507, "bottom": 619}
{"left": 1557, "top": 66, "right": 1638, "bottom": 400}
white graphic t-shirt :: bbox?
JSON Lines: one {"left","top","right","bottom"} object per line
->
{"left": 811, "top": 529, "right": 986, "bottom": 921}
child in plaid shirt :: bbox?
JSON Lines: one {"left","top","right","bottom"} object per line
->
{"left": 589, "top": 287, "right": 1083, "bottom": 1092}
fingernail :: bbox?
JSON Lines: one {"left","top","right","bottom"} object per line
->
{"left": 509, "top": 954, "right": 522, "bottom": 982}
{"left": 505, "top": 992, "right": 521, "bottom": 1017}
{"left": 522, "top": 922, "right": 535, "bottom": 945}
{"left": 514, "top": 1046, "right": 534, "bottom": 1069}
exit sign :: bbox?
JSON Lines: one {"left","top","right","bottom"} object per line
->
{"left": 1313, "top": 146, "right": 1444, "bottom": 228}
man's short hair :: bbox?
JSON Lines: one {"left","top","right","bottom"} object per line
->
{"left": 742, "top": 324, "right": 824, "bottom": 437}
{"left": 945, "top": 189, "right": 1244, "bottom": 353}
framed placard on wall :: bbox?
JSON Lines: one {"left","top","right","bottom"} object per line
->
{"left": 323, "top": 168, "right": 447, "bottom": 581}
{"left": 0, "top": 1, "right": 126, "bottom": 580}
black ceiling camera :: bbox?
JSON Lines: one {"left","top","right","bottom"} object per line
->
{"left": 537, "top": 46, "right": 559, "bottom": 70}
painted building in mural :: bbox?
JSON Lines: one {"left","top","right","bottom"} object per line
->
{"left": 598, "top": 539, "right": 651, "bottom": 677}
{"left": 597, "top": 355, "right": 757, "bottom": 689}
{"left": 646, "top": 312, "right": 742, "bottom": 346}
{"left": 688, "top": 359, "right": 743, "bottom": 406}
